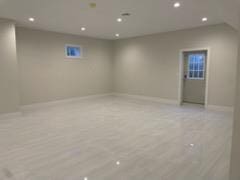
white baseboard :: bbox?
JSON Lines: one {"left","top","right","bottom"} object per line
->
{"left": 0, "top": 112, "right": 22, "bottom": 120}
{"left": 113, "top": 93, "right": 234, "bottom": 112}
{"left": 2, "top": 93, "right": 233, "bottom": 114}
{"left": 113, "top": 93, "right": 179, "bottom": 105}
{"left": 206, "top": 105, "right": 234, "bottom": 112}
{"left": 21, "top": 93, "right": 114, "bottom": 110}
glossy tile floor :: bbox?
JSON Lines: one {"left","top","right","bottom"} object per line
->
{"left": 0, "top": 96, "right": 233, "bottom": 180}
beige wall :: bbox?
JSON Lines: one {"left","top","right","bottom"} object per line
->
{"left": 0, "top": 20, "right": 19, "bottom": 113}
{"left": 0, "top": 23, "right": 238, "bottom": 112}
{"left": 230, "top": 23, "right": 240, "bottom": 180}
{"left": 16, "top": 28, "right": 113, "bottom": 105}
{"left": 113, "top": 24, "right": 238, "bottom": 107}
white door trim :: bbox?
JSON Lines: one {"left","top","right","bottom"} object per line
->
{"left": 178, "top": 47, "right": 211, "bottom": 107}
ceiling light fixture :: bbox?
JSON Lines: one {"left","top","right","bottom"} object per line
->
{"left": 116, "top": 161, "right": 120, "bottom": 165}
{"left": 28, "top": 17, "right": 35, "bottom": 22}
{"left": 202, "top": 17, "right": 208, "bottom": 22}
{"left": 117, "top": 18, "right": 122, "bottom": 22}
{"left": 81, "top": 27, "right": 86, "bottom": 31}
{"left": 84, "top": 177, "right": 88, "bottom": 180}
{"left": 174, "top": 2, "right": 181, "bottom": 8}
{"left": 115, "top": 33, "right": 120, "bottom": 37}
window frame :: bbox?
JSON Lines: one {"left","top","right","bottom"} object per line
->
{"left": 187, "top": 53, "right": 205, "bottom": 80}
{"left": 65, "top": 44, "right": 82, "bottom": 59}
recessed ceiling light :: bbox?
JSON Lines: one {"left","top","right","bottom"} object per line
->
{"left": 116, "top": 161, "right": 120, "bottom": 165}
{"left": 28, "top": 17, "right": 35, "bottom": 22}
{"left": 84, "top": 177, "right": 88, "bottom": 180}
{"left": 81, "top": 27, "right": 86, "bottom": 31}
{"left": 202, "top": 17, "right": 208, "bottom": 22}
{"left": 190, "top": 143, "right": 195, "bottom": 147}
{"left": 117, "top": 18, "right": 122, "bottom": 22}
{"left": 115, "top": 33, "right": 120, "bottom": 37}
{"left": 174, "top": 2, "right": 181, "bottom": 8}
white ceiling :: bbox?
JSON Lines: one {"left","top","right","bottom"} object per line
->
{"left": 0, "top": 0, "right": 239, "bottom": 39}
{"left": 220, "top": 0, "right": 240, "bottom": 29}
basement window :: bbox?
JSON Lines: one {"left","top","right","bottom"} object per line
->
{"left": 187, "top": 54, "right": 205, "bottom": 80}
{"left": 65, "top": 45, "right": 82, "bottom": 58}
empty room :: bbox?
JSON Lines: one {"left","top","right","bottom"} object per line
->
{"left": 1, "top": 0, "right": 240, "bottom": 180}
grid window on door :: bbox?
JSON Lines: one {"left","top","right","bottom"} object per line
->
{"left": 188, "top": 54, "right": 205, "bottom": 80}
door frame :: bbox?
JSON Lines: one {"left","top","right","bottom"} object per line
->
{"left": 178, "top": 47, "right": 211, "bottom": 107}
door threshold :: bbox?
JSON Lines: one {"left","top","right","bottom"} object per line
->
{"left": 182, "top": 102, "right": 205, "bottom": 108}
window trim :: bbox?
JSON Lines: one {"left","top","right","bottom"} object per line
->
{"left": 187, "top": 53, "right": 205, "bottom": 80}
{"left": 65, "top": 44, "right": 82, "bottom": 59}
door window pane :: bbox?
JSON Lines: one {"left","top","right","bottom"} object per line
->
{"left": 189, "top": 63, "right": 194, "bottom": 71}
{"left": 199, "top": 62, "right": 204, "bottom": 71}
{"left": 189, "top": 71, "right": 193, "bottom": 78}
{"left": 194, "top": 71, "right": 198, "bottom": 77}
{"left": 187, "top": 53, "right": 205, "bottom": 80}
{"left": 194, "top": 63, "right": 198, "bottom": 71}
{"left": 199, "top": 71, "right": 204, "bottom": 78}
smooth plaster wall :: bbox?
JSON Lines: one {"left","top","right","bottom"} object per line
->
{"left": 16, "top": 27, "right": 113, "bottom": 105}
{"left": 230, "top": 24, "right": 240, "bottom": 180}
{"left": 113, "top": 24, "right": 238, "bottom": 107}
{"left": 0, "top": 20, "right": 19, "bottom": 113}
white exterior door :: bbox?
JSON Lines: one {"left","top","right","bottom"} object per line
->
{"left": 183, "top": 51, "right": 207, "bottom": 104}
